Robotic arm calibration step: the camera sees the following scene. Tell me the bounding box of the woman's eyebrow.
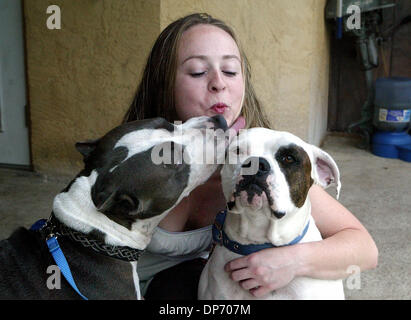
[222,55,241,62]
[182,54,241,64]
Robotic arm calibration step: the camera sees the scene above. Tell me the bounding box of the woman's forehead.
[178,24,241,61]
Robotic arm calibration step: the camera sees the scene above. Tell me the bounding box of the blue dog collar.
[31,219,88,300]
[212,210,310,256]
[46,235,88,300]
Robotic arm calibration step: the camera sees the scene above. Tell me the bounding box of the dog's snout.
[210,115,228,131]
[241,157,252,169]
[241,157,271,176]
[257,157,270,173]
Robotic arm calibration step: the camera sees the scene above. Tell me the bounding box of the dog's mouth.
[234,181,268,207]
[231,180,286,219]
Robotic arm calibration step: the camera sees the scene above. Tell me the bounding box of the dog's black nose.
[210,115,228,131]
[241,157,271,176]
[257,157,270,173]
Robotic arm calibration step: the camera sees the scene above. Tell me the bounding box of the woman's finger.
[230,267,252,282]
[240,279,260,290]
[250,285,273,298]
[224,256,249,272]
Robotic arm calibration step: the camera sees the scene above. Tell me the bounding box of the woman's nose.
[208,71,226,92]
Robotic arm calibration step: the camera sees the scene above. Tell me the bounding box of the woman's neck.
[158,171,226,232]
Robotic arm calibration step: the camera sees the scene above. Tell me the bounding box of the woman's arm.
[224,185,378,298]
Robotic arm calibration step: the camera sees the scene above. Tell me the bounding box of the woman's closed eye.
[190,70,238,78]
[223,71,238,77]
[190,71,206,78]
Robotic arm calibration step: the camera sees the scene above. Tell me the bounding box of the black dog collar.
[32,215,144,262]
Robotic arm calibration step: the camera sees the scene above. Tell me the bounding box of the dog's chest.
[199,217,344,300]
[200,245,305,300]
[199,246,254,299]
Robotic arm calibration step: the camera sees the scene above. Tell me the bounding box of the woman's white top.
[137,225,213,295]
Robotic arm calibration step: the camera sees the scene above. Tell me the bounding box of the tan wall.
[308,0,331,146]
[24,0,330,176]
[24,0,160,175]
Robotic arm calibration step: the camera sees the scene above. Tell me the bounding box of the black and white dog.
[0,115,229,299]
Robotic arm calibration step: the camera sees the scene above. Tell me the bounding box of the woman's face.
[174,24,245,127]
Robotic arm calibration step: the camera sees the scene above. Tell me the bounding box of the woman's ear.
[310,145,341,199]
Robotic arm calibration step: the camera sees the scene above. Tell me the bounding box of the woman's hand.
[224,245,301,298]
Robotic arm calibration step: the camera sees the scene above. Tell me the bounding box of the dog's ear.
[96,191,139,213]
[75,139,99,159]
[310,145,341,199]
[93,188,141,226]
[94,190,117,212]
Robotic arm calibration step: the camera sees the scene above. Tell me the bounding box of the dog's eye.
[282,155,296,164]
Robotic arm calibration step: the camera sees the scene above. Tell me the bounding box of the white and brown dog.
[198,128,345,300]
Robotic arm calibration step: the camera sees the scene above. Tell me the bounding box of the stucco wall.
[308,0,331,146]
[24,0,329,175]
[24,0,160,175]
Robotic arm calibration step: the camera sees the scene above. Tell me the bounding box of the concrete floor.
[0,135,410,299]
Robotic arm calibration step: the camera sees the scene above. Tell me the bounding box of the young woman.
[123,13,378,299]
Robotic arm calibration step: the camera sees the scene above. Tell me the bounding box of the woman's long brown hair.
[123,13,271,129]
